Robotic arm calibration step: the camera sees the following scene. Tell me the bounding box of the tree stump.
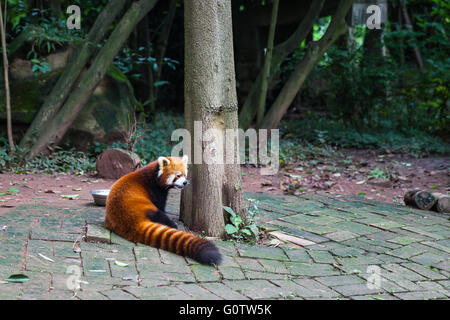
[431,193,450,213]
[403,189,436,210]
[96,148,141,179]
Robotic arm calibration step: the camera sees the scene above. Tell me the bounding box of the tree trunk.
[181,0,244,237]
[25,0,159,159]
[7,25,43,57]
[399,0,425,72]
[151,0,177,111]
[19,0,128,153]
[50,0,62,19]
[0,1,14,155]
[255,0,279,127]
[259,0,354,130]
[238,0,325,129]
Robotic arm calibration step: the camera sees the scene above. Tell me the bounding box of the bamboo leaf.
[6,274,29,283]
[114,260,129,267]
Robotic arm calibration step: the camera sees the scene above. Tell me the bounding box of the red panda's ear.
[158,157,170,168]
[182,155,188,165]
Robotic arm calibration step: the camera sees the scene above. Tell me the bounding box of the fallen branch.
[269,231,316,246]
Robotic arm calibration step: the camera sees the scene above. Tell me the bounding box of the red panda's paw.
[168,220,178,229]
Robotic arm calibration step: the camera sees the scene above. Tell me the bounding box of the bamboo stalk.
[0,0,15,155]
[255,0,279,128]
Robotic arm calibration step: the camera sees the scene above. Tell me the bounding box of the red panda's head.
[157,155,189,189]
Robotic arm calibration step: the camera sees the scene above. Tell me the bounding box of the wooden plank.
[269,231,316,246]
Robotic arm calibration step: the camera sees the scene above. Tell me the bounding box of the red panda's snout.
[173,177,189,189]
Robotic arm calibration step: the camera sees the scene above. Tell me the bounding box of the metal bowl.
[90,189,110,206]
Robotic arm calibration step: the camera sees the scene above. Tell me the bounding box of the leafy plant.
[223,204,259,243]
[368,168,388,179]
[30,59,51,75]
[1,141,96,175]
[6,274,29,283]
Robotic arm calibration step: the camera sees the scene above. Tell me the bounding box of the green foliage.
[18,147,95,175]
[368,168,388,179]
[0,138,11,168]
[223,199,260,243]
[6,5,84,78]
[113,47,179,84]
[301,3,449,135]
[30,59,51,75]
[276,1,448,155]
[5,0,28,28]
[90,112,184,165]
[279,114,450,158]
[113,47,152,80]
[0,187,20,196]
[111,47,180,114]
[0,137,95,174]
[0,113,185,174]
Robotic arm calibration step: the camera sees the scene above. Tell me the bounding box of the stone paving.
[0,191,449,300]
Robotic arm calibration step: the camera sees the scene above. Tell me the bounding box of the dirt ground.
[0,149,448,215]
[242,150,449,203]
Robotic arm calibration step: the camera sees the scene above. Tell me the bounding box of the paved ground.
[0,191,449,300]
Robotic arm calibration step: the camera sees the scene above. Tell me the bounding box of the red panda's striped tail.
[193,240,222,265]
[139,221,222,266]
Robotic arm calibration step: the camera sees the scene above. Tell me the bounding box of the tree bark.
[259,0,354,130]
[150,0,177,111]
[0,1,14,155]
[25,0,159,159]
[19,0,128,153]
[238,0,325,129]
[50,0,62,19]
[255,0,279,127]
[7,25,43,57]
[181,0,244,237]
[399,0,425,72]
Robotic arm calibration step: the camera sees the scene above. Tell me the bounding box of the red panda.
[105,155,222,265]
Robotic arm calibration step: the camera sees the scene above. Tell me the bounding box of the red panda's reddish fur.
[105,156,222,265]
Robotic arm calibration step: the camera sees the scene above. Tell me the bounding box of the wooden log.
[404,189,437,210]
[431,193,450,213]
[96,148,140,179]
[403,188,421,207]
